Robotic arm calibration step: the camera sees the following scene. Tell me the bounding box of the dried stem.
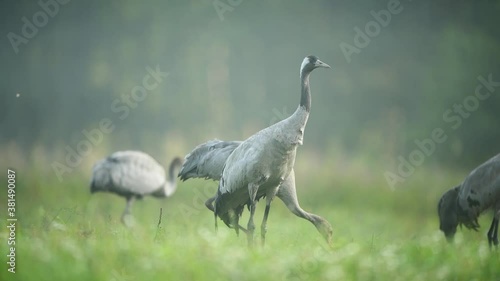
[154,208,164,243]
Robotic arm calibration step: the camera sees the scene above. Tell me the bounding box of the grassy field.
[1,161,499,281]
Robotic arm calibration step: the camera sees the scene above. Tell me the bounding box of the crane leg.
[247,183,259,248]
[213,199,219,233]
[229,210,240,237]
[487,217,499,248]
[214,211,218,233]
[495,210,500,247]
[247,203,256,247]
[494,219,499,247]
[121,196,135,227]
[261,204,271,246]
[238,225,249,234]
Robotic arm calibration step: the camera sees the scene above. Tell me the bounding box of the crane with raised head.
[178,139,332,245]
[180,55,332,246]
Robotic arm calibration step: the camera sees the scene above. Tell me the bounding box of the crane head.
[300,55,331,77]
[312,216,333,246]
[437,185,460,242]
[170,157,183,168]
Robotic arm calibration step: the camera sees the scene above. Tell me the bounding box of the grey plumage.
[438,153,500,246]
[179,139,242,181]
[179,56,332,246]
[91,150,183,226]
[178,140,332,244]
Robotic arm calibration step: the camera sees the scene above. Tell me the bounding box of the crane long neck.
[292,204,315,223]
[168,162,177,185]
[300,71,311,112]
[164,161,179,197]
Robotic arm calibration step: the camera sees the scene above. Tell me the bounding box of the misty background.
[1,0,499,187]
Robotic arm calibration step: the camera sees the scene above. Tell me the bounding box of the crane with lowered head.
[91,151,183,227]
[438,153,500,247]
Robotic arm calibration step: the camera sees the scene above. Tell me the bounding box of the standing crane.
[178,139,333,245]
[90,151,183,226]
[182,55,331,246]
[438,153,500,247]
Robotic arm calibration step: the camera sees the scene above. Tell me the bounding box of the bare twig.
[157,208,163,228]
[154,208,164,242]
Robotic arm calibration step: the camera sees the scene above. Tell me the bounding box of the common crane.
[438,153,500,247]
[179,139,333,245]
[182,55,330,246]
[90,151,183,226]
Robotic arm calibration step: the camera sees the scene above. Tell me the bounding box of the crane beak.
[315,59,331,69]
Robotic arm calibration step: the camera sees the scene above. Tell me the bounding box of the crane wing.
[91,151,166,196]
[179,139,242,181]
[218,139,264,195]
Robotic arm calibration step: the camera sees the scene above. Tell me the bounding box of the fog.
[1,0,499,185]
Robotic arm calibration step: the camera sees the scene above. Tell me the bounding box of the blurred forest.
[0,0,499,184]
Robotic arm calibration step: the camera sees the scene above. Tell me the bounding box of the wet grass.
[1,165,499,281]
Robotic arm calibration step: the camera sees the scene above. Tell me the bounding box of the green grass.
[1,165,499,281]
